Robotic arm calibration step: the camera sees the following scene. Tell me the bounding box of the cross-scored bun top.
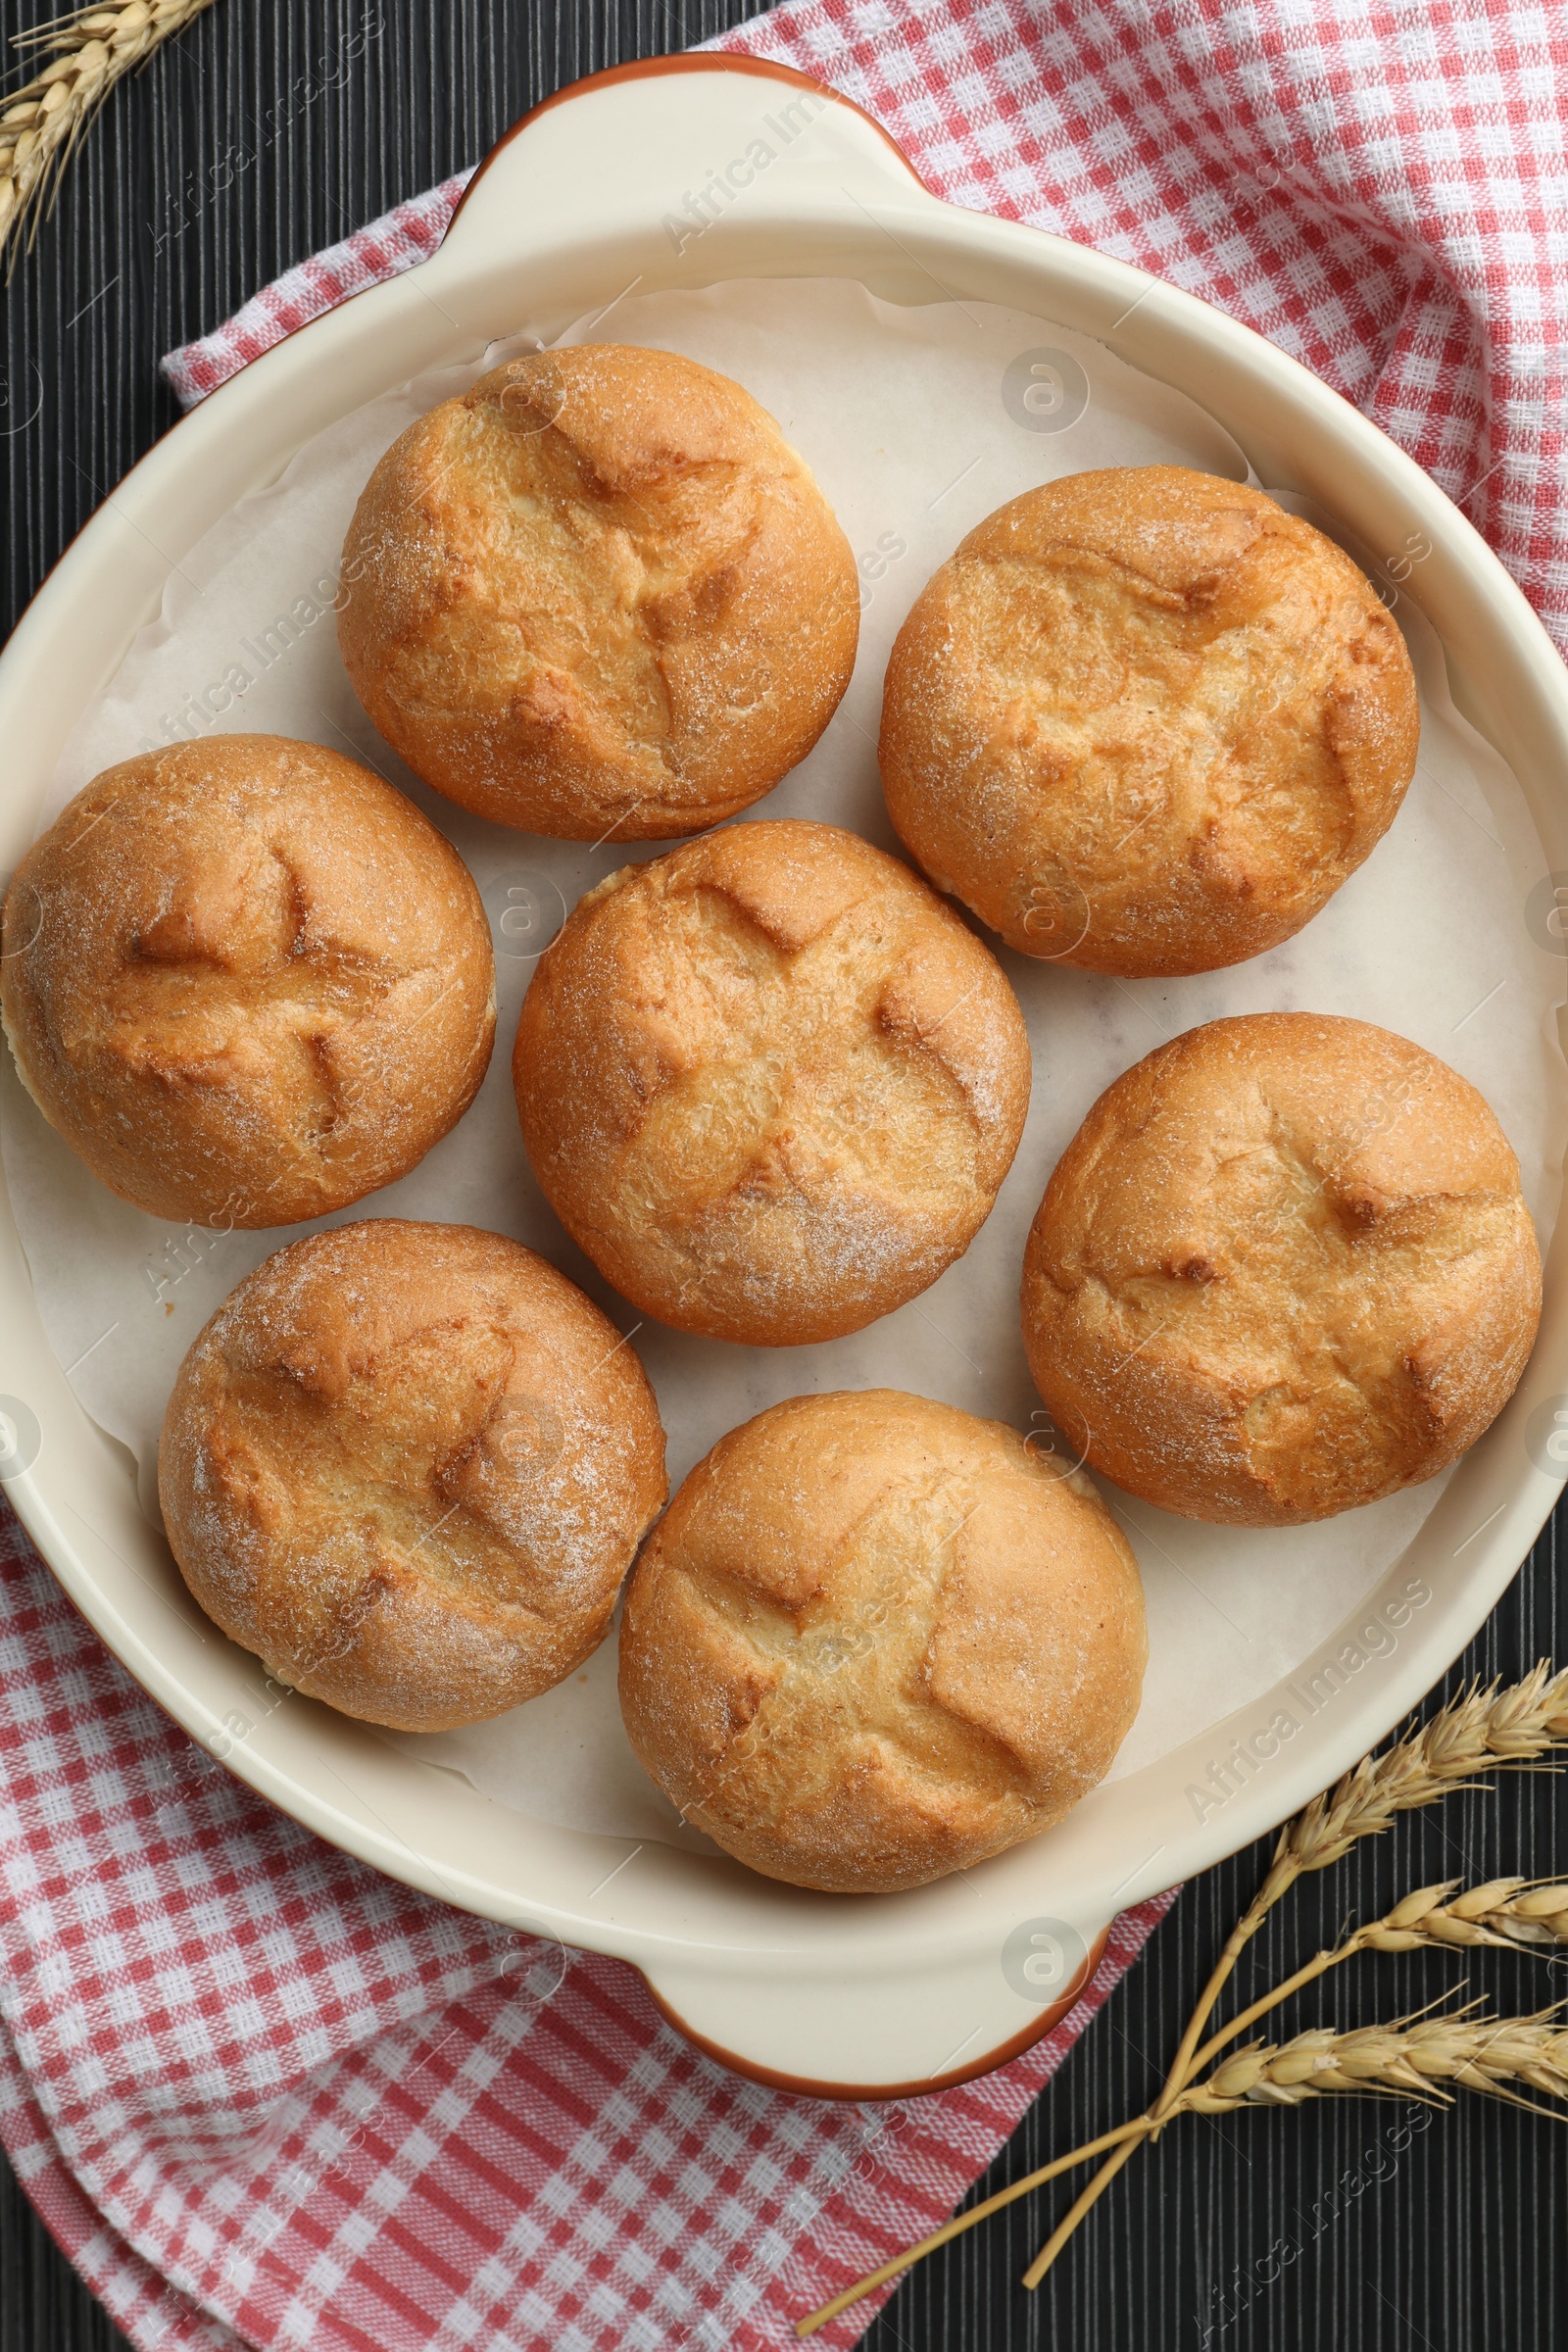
[617,1390,1147,1892]
[337,344,860,840]
[879,466,1419,975]
[1021,1013,1542,1526]
[0,736,495,1227]
[159,1220,667,1733]
[513,820,1032,1346]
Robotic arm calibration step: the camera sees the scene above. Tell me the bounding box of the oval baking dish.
[3,55,1566,2096]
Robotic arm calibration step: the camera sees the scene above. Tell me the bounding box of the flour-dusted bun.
[337,344,859,841]
[0,737,495,1228]
[1022,1014,1542,1526]
[618,1391,1147,1892]
[880,467,1419,976]
[513,820,1031,1346]
[159,1219,667,1733]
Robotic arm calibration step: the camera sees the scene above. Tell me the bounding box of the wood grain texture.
[1,2,1564,2345]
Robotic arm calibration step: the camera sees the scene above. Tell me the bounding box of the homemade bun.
[618,1390,1147,1892]
[1021,1014,1541,1526]
[159,1219,667,1732]
[880,467,1419,975]
[338,344,859,840]
[513,820,1031,1346]
[1,737,494,1227]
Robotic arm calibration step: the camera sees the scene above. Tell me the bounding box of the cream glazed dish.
[3,57,1568,2098]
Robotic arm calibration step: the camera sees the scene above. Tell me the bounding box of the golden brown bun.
[1021,1014,1542,1526]
[337,345,859,840]
[618,1390,1147,1891]
[880,467,1419,976]
[0,737,495,1228]
[159,1219,667,1732]
[513,820,1031,1346]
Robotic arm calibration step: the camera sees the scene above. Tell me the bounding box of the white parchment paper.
[5,280,1561,1847]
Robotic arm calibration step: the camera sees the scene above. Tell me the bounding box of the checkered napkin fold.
[4,1,1564,2347]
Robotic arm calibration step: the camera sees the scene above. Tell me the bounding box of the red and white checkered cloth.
[10,0,1564,2344]
[0,1512,1173,2351]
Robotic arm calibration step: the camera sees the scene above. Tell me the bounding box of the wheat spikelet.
[1363,1877,1568,1953]
[0,0,220,269]
[1185,2007,1568,2117]
[1282,1665,1568,1874]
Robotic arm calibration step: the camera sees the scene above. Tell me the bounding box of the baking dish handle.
[639,1922,1112,2100]
[434,55,928,278]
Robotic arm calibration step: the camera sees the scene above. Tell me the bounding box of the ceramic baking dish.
[3,55,1567,2099]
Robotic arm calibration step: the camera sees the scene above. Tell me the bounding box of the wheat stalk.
[1017,1666,1568,2290]
[796,1988,1568,2339]
[796,1666,1568,2336]
[794,1882,1568,2336]
[792,1995,1568,2341]
[0,0,220,270]
[1172,1667,1568,2092]
[1136,1871,1568,2094]
[1150,1876,1568,2097]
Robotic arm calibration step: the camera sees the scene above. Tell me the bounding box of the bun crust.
[0,737,495,1228]
[618,1390,1147,1892]
[880,467,1419,976]
[338,345,859,840]
[1021,1013,1542,1525]
[513,820,1031,1346]
[159,1219,667,1732]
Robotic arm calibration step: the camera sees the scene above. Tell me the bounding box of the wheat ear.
[1165,1667,1568,2104]
[1014,1871,1568,2289]
[1182,2003,1568,2121]
[1019,1666,1568,2289]
[796,1669,1568,2334]
[795,1985,1568,2339]
[0,0,220,269]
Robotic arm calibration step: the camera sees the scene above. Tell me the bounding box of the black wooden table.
[3,4,1565,2346]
